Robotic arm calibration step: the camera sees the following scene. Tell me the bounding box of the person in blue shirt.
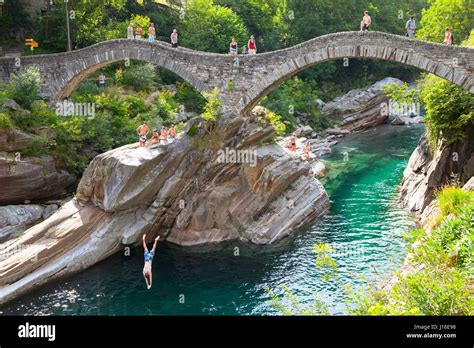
[405,16,416,38]
[142,234,160,289]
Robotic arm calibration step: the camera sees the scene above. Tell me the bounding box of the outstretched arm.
[142,234,148,252]
[151,236,160,253]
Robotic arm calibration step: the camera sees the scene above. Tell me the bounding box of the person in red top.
[135,26,143,40]
[444,27,453,45]
[248,35,257,55]
[168,125,177,140]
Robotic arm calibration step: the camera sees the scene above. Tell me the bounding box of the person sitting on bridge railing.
[148,23,156,43]
[360,11,372,31]
[127,23,134,40]
[135,26,143,40]
[444,27,453,45]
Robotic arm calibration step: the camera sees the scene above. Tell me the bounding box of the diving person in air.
[142,234,160,289]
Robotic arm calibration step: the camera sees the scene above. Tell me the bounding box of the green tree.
[419,75,473,146]
[417,0,474,44]
[180,0,249,53]
[5,66,44,109]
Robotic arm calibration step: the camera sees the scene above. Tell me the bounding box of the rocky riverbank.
[0,99,76,205]
[399,132,474,216]
[0,112,330,304]
[284,77,423,159]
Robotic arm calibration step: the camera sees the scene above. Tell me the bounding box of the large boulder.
[0,204,59,242]
[322,77,404,132]
[400,132,474,214]
[0,129,34,152]
[0,155,76,205]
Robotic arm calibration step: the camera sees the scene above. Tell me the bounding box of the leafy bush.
[419,75,474,146]
[5,66,43,109]
[261,77,334,133]
[436,186,474,216]
[122,63,156,92]
[0,113,13,129]
[349,187,474,316]
[201,88,222,124]
[175,82,206,114]
[21,136,53,157]
[73,81,101,102]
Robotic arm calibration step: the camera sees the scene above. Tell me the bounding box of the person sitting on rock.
[148,129,160,147]
[160,126,168,143]
[136,121,150,148]
[288,134,297,152]
[303,142,311,161]
[168,125,177,140]
[143,234,160,290]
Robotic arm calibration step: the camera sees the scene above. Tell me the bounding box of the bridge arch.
[234,32,474,115]
[0,32,472,115]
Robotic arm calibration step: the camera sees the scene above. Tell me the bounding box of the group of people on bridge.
[361,10,453,44]
[136,121,177,148]
[127,22,179,48]
[124,10,454,61]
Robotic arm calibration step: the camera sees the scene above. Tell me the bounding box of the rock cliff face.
[400,132,474,214]
[0,203,59,242]
[321,77,422,133]
[0,114,330,304]
[0,153,75,205]
[0,100,76,205]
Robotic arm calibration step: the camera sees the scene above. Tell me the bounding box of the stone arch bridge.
[0,31,473,115]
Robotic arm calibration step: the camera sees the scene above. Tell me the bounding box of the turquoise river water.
[0,124,424,315]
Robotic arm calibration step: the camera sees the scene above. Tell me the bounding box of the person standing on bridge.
[136,121,150,148]
[229,37,238,57]
[98,74,106,90]
[148,23,156,43]
[405,16,416,38]
[444,27,453,45]
[360,11,372,31]
[171,29,178,48]
[135,25,143,40]
[142,234,160,290]
[127,23,134,40]
[248,35,257,55]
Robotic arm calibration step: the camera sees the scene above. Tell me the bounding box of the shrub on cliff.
[419,75,474,146]
[5,66,44,110]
